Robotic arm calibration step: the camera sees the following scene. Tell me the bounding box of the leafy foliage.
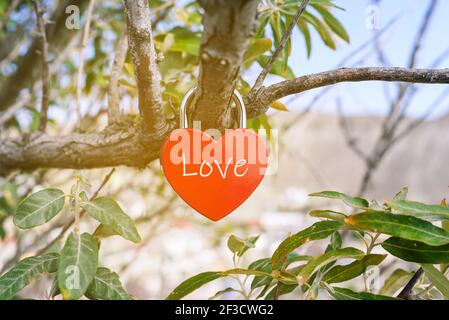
[0,253,59,300]
[0,184,138,300]
[168,188,449,300]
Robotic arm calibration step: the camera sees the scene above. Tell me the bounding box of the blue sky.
[273,0,449,119]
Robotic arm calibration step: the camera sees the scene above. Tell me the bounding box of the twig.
[407,0,437,69]
[0,0,21,31]
[248,67,449,116]
[75,0,95,127]
[281,14,401,131]
[336,97,368,160]
[33,0,50,132]
[397,268,424,300]
[251,0,310,94]
[107,32,128,125]
[0,31,82,127]
[35,168,115,256]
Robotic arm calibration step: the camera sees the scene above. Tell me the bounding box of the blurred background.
[1,0,448,299]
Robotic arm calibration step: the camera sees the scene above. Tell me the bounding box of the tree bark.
[192,0,259,130]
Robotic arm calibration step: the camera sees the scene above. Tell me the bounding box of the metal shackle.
[179,87,247,129]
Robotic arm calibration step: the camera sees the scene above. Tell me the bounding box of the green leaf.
[393,187,409,201]
[272,221,343,268]
[249,258,272,289]
[297,19,312,58]
[208,287,238,300]
[14,188,65,229]
[227,235,259,257]
[330,231,342,250]
[3,181,19,208]
[0,253,59,300]
[264,284,298,300]
[379,269,414,296]
[382,237,449,263]
[302,12,336,50]
[219,268,272,278]
[387,199,449,221]
[93,224,118,240]
[323,254,386,284]
[163,27,201,56]
[82,197,141,243]
[309,191,369,209]
[166,268,273,300]
[243,38,272,65]
[309,210,347,222]
[249,254,311,289]
[257,55,295,79]
[312,4,350,42]
[297,248,364,284]
[58,232,99,300]
[85,267,131,300]
[270,100,289,112]
[327,287,399,300]
[166,272,222,300]
[421,264,449,299]
[346,212,449,246]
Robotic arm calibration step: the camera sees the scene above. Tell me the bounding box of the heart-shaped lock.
[161,87,268,221]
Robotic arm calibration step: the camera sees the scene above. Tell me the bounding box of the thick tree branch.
[192,0,259,130]
[0,126,163,175]
[123,0,168,134]
[246,67,449,118]
[1,66,449,174]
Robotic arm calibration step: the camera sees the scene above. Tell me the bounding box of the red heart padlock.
[160,88,268,221]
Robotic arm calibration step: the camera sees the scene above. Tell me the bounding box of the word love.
[161,128,268,221]
[182,154,248,178]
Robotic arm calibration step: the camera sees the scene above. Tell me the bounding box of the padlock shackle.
[180,87,247,129]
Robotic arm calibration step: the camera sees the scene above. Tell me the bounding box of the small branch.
[107,32,128,125]
[251,0,310,94]
[0,0,90,113]
[124,0,168,134]
[246,67,449,118]
[407,0,437,69]
[32,0,50,132]
[76,0,95,127]
[336,98,368,161]
[397,268,424,300]
[0,0,22,31]
[0,31,82,127]
[35,168,115,256]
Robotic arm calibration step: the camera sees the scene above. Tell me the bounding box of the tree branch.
[397,268,424,300]
[251,0,310,94]
[192,0,259,130]
[1,66,449,174]
[0,0,22,31]
[123,0,167,134]
[0,0,89,112]
[246,67,449,118]
[32,0,50,132]
[108,31,128,125]
[76,0,95,126]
